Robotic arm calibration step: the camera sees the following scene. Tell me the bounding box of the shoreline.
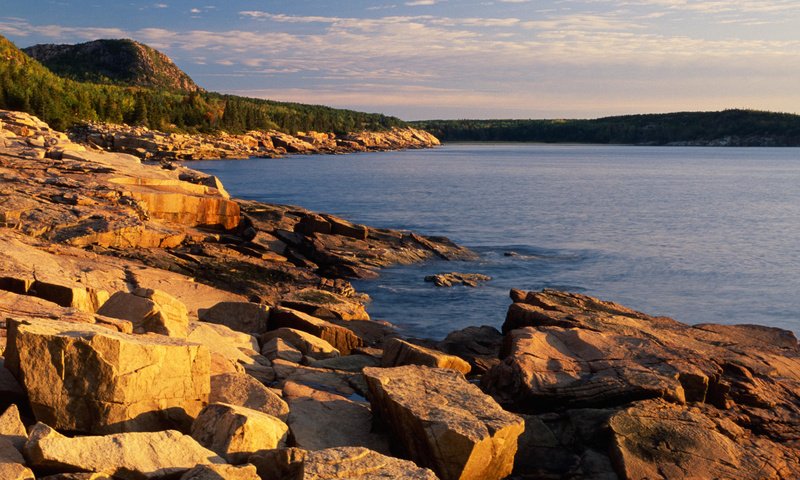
[1,108,799,479]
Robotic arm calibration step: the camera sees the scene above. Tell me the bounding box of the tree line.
[412,110,800,146]
[0,35,403,134]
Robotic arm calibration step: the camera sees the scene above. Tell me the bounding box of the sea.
[191,144,800,340]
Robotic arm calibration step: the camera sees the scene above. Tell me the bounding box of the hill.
[23,39,201,92]
[413,110,800,146]
[0,34,403,133]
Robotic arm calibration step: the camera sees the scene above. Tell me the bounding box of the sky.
[1,1,800,120]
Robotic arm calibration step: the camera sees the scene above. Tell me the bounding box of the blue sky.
[2,1,799,120]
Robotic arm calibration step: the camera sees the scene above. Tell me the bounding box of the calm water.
[192,144,800,339]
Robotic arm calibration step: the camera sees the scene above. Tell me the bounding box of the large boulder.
[363,365,524,480]
[381,338,471,375]
[198,302,269,335]
[97,288,189,338]
[269,307,362,355]
[191,403,289,464]
[484,289,800,479]
[4,318,209,433]
[25,423,224,478]
[260,328,340,361]
[210,372,289,420]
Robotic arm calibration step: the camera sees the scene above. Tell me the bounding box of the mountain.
[412,110,800,146]
[0,34,403,133]
[23,39,200,93]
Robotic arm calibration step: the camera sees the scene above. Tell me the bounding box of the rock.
[304,447,439,480]
[381,337,471,375]
[269,307,362,355]
[187,322,261,372]
[5,318,209,434]
[0,405,27,451]
[424,273,491,288]
[307,354,381,372]
[260,328,340,361]
[248,448,306,480]
[0,438,34,480]
[262,337,304,363]
[484,289,800,479]
[38,474,113,480]
[180,464,260,480]
[24,423,225,478]
[191,403,289,464]
[282,288,370,321]
[0,359,26,411]
[283,381,390,453]
[609,400,800,479]
[436,326,503,375]
[363,365,524,480]
[96,288,189,337]
[210,372,290,420]
[198,301,270,335]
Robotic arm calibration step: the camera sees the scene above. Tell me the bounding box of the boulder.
[191,403,289,464]
[283,381,390,453]
[609,400,800,479]
[260,328,340,361]
[198,301,269,335]
[262,337,304,363]
[0,405,27,450]
[436,326,503,375]
[381,337,471,375]
[97,288,189,338]
[180,464,260,480]
[304,447,439,480]
[24,423,224,478]
[269,307,362,355]
[248,448,306,480]
[363,365,524,480]
[0,437,34,480]
[0,361,26,413]
[210,372,289,420]
[5,318,209,433]
[281,288,370,321]
[187,322,261,372]
[38,473,113,480]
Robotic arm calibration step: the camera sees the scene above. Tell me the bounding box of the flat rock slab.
[5,317,210,434]
[304,447,439,480]
[363,365,524,480]
[24,423,224,478]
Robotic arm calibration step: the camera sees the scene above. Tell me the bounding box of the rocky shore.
[68,121,441,161]
[1,109,799,479]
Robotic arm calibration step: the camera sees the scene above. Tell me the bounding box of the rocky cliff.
[23,39,201,92]
[0,109,798,479]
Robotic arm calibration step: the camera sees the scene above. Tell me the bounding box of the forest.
[0,35,403,134]
[413,110,800,146]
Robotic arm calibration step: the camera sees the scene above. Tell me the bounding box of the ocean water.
[192,144,800,339]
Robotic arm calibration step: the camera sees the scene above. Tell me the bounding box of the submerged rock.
[424,273,491,288]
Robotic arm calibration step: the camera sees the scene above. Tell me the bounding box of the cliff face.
[23,39,201,92]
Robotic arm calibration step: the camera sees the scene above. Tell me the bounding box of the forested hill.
[23,39,201,93]
[0,34,403,133]
[412,110,800,146]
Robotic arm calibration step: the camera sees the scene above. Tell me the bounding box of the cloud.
[154,3,168,8]
[405,0,437,5]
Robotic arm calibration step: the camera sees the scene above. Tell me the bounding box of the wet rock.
[198,301,270,335]
[425,273,491,288]
[381,337,471,375]
[191,403,289,464]
[210,372,290,421]
[5,318,209,434]
[24,423,224,478]
[363,365,524,480]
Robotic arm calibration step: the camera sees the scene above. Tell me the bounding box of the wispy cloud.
[405,0,437,6]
